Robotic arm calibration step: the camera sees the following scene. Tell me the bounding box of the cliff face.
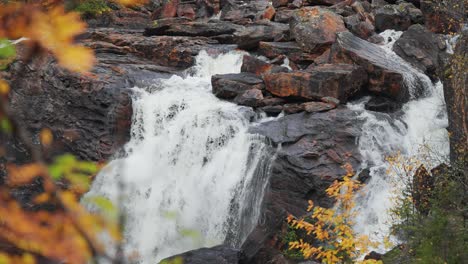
[442,30,468,164]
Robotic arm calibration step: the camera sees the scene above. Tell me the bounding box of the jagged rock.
[302,101,336,113]
[232,21,290,50]
[344,14,375,40]
[144,20,242,37]
[234,89,265,107]
[245,108,361,263]
[393,24,448,79]
[365,96,401,112]
[374,3,423,32]
[321,96,340,106]
[162,245,241,264]
[152,0,179,19]
[264,64,367,102]
[330,32,424,102]
[274,8,296,23]
[289,0,303,9]
[358,168,371,184]
[420,0,464,34]
[290,7,347,53]
[88,29,223,69]
[258,41,318,65]
[241,55,288,76]
[212,73,265,99]
[87,8,153,29]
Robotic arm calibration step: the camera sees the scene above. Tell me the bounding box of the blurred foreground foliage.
[0,0,146,263]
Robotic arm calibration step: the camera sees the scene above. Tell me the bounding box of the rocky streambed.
[2,0,464,263]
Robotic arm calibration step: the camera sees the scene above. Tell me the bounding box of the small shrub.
[74,0,111,17]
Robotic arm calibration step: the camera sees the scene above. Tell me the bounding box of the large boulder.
[330,32,426,102]
[393,24,448,79]
[374,3,423,32]
[290,7,347,54]
[263,64,367,102]
[244,108,362,263]
[212,73,265,99]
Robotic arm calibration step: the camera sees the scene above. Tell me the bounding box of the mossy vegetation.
[73,0,111,17]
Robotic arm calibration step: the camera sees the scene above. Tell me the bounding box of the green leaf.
[0,117,12,134]
[0,39,16,59]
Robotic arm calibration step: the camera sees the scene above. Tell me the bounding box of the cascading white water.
[350,30,450,252]
[85,51,270,262]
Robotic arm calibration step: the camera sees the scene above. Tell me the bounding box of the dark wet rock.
[357,168,371,183]
[272,0,289,8]
[2,49,160,161]
[259,105,284,116]
[241,55,288,76]
[365,251,383,260]
[274,8,296,23]
[258,41,318,65]
[302,101,336,113]
[89,29,222,69]
[420,0,464,34]
[212,73,265,99]
[393,24,448,80]
[264,64,367,102]
[374,3,423,32]
[330,32,424,102]
[234,89,265,107]
[367,33,385,44]
[365,96,401,113]
[290,7,347,53]
[144,20,242,37]
[245,108,362,263]
[162,245,241,264]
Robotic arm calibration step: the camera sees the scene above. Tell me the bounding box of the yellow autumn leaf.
[56,45,95,73]
[0,79,9,95]
[40,128,53,146]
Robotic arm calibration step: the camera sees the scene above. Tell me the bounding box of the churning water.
[86,51,271,262]
[350,30,450,252]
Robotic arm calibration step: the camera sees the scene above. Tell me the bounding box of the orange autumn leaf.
[39,128,54,146]
[6,163,48,187]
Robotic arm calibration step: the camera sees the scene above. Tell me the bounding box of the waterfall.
[85,51,271,262]
[350,30,450,252]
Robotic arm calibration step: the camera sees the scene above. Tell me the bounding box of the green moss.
[281,226,305,260]
[74,0,111,17]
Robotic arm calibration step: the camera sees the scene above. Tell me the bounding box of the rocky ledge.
[1,0,462,263]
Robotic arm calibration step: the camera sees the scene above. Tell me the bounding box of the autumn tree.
[286,163,380,264]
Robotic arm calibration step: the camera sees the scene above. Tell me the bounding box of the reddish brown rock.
[155,0,180,19]
[262,5,276,20]
[290,7,347,53]
[330,32,423,102]
[177,3,196,19]
[264,64,366,102]
[241,55,288,76]
[274,8,296,23]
